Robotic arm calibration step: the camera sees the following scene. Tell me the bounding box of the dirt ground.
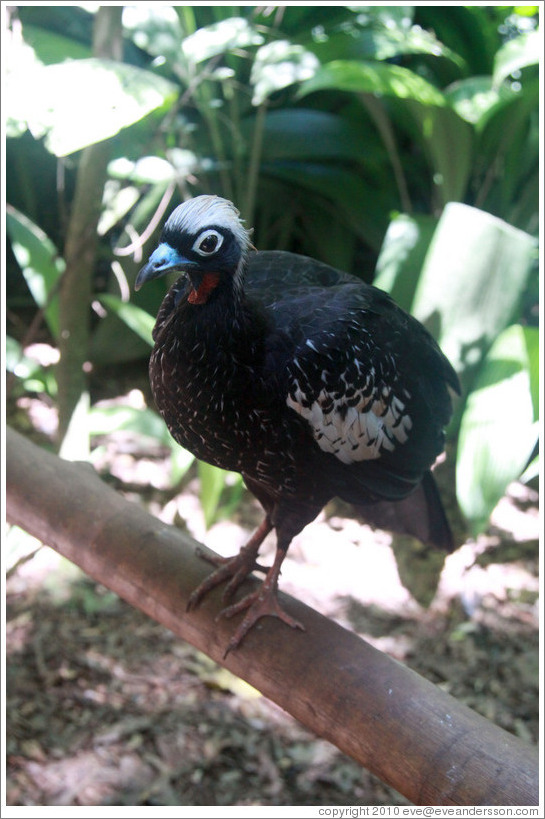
[5,395,540,807]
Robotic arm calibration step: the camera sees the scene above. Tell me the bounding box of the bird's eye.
[193,229,223,257]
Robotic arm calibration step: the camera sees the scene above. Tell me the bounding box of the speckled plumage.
[136,195,459,652]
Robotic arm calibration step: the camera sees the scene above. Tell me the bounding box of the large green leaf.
[241,108,385,167]
[444,76,514,125]
[410,203,536,387]
[297,60,473,205]
[123,5,184,66]
[89,405,171,441]
[182,16,263,64]
[373,213,438,311]
[5,335,57,396]
[98,294,155,346]
[197,461,242,529]
[253,5,359,38]
[9,58,177,156]
[18,23,92,63]
[413,5,502,76]
[473,78,539,222]
[307,16,465,70]
[297,60,448,107]
[493,30,541,89]
[251,41,320,105]
[402,101,474,205]
[6,205,64,339]
[261,161,393,252]
[456,324,539,534]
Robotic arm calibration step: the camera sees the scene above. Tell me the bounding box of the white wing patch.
[287,372,413,464]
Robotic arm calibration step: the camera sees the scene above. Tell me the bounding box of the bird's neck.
[153,264,262,352]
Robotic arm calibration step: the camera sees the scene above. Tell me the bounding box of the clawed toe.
[220,588,304,657]
[185,520,302,654]
[187,540,268,612]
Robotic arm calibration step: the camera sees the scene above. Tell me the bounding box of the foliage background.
[5,3,539,537]
[3,2,541,809]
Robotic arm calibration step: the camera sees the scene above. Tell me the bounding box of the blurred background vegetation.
[5,3,540,541]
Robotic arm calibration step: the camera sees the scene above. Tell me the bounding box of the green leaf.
[89,405,169,440]
[308,19,465,70]
[19,23,92,63]
[474,77,539,218]
[402,100,474,204]
[298,198,358,271]
[6,205,64,339]
[98,294,155,346]
[261,161,391,252]
[198,461,234,529]
[410,203,536,387]
[297,60,448,107]
[98,184,141,237]
[123,5,183,66]
[456,324,539,534]
[347,5,415,28]
[297,61,474,204]
[242,108,384,167]
[373,213,438,311]
[5,336,27,376]
[11,58,177,156]
[522,325,540,421]
[170,447,196,487]
[108,156,177,185]
[493,30,540,89]
[5,336,57,396]
[182,17,263,64]
[251,41,319,105]
[520,454,539,485]
[444,76,513,125]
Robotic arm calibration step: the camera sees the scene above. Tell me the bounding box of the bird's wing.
[263,281,456,500]
[246,249,358,297]
[246,248,458,499]
[283,292,415,467]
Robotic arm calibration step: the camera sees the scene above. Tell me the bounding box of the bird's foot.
[219,579,305,658]
[187,543,268,612]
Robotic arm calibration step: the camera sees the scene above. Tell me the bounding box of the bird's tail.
[354,470,455,552]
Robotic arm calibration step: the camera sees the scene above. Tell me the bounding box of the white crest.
[166,195,252,254]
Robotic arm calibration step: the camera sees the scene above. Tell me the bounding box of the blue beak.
[135,243,195,291]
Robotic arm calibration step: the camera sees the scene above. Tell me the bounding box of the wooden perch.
[6,427,539,806]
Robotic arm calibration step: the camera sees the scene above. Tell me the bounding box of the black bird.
[135,195,459,653]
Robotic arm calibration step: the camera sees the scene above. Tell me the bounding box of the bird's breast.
[149,333,296,490]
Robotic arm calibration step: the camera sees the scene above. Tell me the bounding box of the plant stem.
[361,94,413,215]
[56,6,123,453]
[244,102,267,226]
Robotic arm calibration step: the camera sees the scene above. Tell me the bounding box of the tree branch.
[5,427,538,807]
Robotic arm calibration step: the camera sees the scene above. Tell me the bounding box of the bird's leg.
[187,517,273,611]
[218,544,305,657]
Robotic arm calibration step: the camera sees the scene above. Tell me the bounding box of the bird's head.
[135,195,252,304]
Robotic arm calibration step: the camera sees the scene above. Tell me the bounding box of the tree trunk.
[56,5,123,451]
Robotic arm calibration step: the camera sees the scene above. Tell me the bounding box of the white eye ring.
[193,229,223,256]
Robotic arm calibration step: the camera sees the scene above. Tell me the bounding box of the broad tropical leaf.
[9,58,177,156]
[493,30,540,89]
[410,203,536,387]
[456,324,539,534]
[6,205,64,339]
[297,60,448,107]
[373,213,438,311]
[98,294,155,346]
